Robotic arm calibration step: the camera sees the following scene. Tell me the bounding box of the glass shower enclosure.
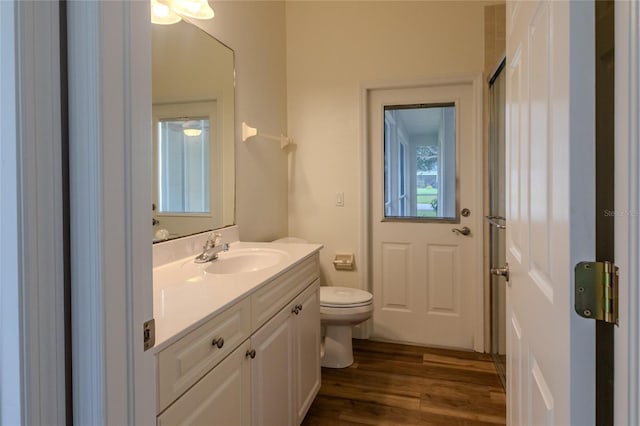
[488,59,507,388]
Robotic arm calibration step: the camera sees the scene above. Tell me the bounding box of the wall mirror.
[152,20,235,242]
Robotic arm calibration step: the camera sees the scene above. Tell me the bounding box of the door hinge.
[574,261,619,325]
[143,319,156,351]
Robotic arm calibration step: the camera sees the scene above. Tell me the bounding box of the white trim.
[1,1,66,424]
[615,0,640,424]
[68,2,155,425]
[359,74,485,351]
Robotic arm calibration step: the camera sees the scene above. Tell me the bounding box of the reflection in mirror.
[158,117,210,214]
[152,20,235,242]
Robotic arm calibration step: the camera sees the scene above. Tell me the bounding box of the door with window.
[368,81,482,349]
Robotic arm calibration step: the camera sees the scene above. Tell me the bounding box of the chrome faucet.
[194,232,229,263]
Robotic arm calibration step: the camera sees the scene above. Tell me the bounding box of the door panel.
[426,244,460,314]
[530,358,554,425]
[369,82,481,349]
[380,243,411,310]
[506,1,595,424]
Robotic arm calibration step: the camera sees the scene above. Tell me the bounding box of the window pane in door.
[158,118,211,214]
[383,103,456,221]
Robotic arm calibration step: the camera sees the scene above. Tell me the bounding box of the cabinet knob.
[296,304,303,312]
[212,337,224,349]
[246,349,256,359]
[291,306,300,315]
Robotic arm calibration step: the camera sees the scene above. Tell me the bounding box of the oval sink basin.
[205,248,289,275]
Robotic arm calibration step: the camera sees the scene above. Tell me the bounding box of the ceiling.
[393,106,445,138]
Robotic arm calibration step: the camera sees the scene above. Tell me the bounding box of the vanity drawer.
[251,254,319,331]
[157,297,251,413]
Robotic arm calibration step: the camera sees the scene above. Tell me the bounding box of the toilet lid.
[320,286,373,308]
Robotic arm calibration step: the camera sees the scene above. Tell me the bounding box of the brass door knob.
[452,226,471,236]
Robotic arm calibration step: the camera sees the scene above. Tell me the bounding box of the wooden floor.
[302,339,506,426]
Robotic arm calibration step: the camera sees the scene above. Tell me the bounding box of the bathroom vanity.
[153,232,322,425]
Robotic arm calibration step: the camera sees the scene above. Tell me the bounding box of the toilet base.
[321,324,354,368]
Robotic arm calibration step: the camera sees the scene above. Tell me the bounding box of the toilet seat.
[320,286,373,308]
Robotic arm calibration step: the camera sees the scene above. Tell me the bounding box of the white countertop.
[152,241,323,352]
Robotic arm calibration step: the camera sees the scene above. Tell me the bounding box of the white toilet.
[272,237,374,369]
[320,286,373,368]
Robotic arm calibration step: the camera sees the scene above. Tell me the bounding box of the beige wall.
[286,1,486,287]
[484,3,506,77]
[192,2,288,242]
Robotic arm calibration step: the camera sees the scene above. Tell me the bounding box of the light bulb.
[170,0,214,20]
[183,128,202,137]
[151,0,182,24]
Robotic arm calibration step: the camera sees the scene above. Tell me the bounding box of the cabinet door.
[251,304,295,426]
[157,340,251,426]
[294,279,321,424]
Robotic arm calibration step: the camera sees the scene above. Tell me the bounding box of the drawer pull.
[211,337,225,349]
[246,349,256,359]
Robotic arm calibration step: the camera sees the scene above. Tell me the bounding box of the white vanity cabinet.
[155,252,321,426]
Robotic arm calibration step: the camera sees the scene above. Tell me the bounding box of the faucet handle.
[204,232,223,249]
[202,232,219,250]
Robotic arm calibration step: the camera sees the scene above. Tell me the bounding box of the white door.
[368,80,483,350]
[505,1,595,425]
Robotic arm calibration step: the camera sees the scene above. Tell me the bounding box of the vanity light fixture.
[242,121,292,150]
[151,0,214,25]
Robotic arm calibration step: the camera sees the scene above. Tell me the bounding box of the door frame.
[359,75,485,351]
[0,1,67,424]
[614,0,640,423]
[67,2,155,424]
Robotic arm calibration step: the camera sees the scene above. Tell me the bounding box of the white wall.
[192,1,289,242]
[286,1,485,287]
